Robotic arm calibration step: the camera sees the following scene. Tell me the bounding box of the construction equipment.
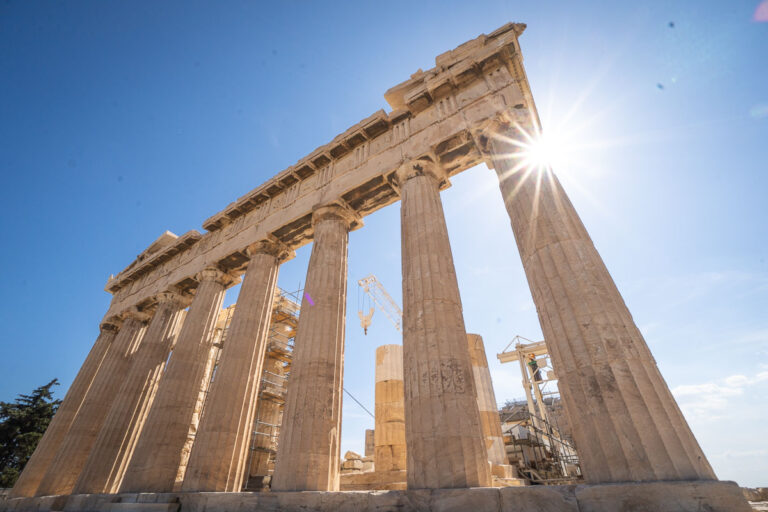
[357,274,402,334]
[497,336,555,428]
[497,335,581,483]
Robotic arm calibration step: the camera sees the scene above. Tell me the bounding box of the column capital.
[470,112,539,159]
[100,316,123,332]
[123,307,151,325]
[154,289,190,309]
[394,157,447,187]
[472,114,512,138]
[246,238,295,263]
[311,203,362,231]
[195,267,237,287]
[473,108,538,135]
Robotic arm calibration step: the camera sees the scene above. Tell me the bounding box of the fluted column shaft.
[486,122,715,483]
[466,334,507,466]
[271,205,357,491]
[374,344,406,472]
[183,241,292,492]
[397,158,491,489]
[36,314,147,497]
[72,292,186,494]
[120,269,231,493]
[10,319,120,497]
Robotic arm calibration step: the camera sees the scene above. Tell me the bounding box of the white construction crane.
[497,335,555,427]
[357,274,402,334]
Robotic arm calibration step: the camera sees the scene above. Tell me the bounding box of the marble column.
[365,429,375,458]
[35,312,148,497]
[72,291,187,494]
[374,344,406,472]
[484,119,716,483]
[466,334,507,466]
[271,204,359,492]
[9,318,121,497]
[396,157,492,489]
[183,240,293,492]
[120,268,233,493]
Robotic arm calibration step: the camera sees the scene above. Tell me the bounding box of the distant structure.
[4,22,749,512]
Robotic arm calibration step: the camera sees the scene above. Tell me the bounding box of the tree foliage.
[0,380,61,488]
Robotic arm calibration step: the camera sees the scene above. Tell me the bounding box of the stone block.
[119,494,139,503]
[275,491,326,512]
[49,495,70,512]
[399,489,431,512]
[320,491,370,512]
[430,488,500,512]
[574,480,752,512]
[63,493,117,512]
[176,493,207,512]
[344,451,362,460]
[60,494,86,512]
[4,497,28,512]
[35,497,51,512]
[200,493,245,512]
[490,463,516,479]
[500,485,578,512]
[340,469,408,491]
[365,490,405,511]
[5,497,41,512]
[37,496,59,512]
[136,493,157,503]
[248,494,279,512]
[743,487,768,502]
[153,495,179,504]
[109,504,179,512]
[341,459,364,471]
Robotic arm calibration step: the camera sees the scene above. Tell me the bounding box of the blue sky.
[1,0,767,487]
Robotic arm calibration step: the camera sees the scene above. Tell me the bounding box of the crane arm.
[357,274,402,333]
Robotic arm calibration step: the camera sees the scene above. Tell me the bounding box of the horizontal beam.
[103,22,536,319]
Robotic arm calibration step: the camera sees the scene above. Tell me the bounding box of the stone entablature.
[102,22,529,320]
[105,231,201,294]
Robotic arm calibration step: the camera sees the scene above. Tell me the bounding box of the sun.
[486,121,576,181]
[523,131,563,170]
[489,111,606,191]
[512,126,568,173]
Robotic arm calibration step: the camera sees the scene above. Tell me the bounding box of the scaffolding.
[183,288,301,491]
[497,336,582,484]
[500,401,581,484]
[244,287,300,490]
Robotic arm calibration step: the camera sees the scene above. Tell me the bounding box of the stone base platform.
[338,468,526,491]
[340,469,407,491]
[0,480,750,512]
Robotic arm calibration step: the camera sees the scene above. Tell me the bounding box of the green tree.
[0,380,61,488]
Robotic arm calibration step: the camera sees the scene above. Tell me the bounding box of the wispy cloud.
[673,370,768,420]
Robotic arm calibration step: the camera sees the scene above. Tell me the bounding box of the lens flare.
[492,122,568,176]
[522,131,565,170]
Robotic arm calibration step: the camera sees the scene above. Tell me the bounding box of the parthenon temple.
[2,22,751,512]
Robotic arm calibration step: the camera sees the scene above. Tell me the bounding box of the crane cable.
[343,387,374,420]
